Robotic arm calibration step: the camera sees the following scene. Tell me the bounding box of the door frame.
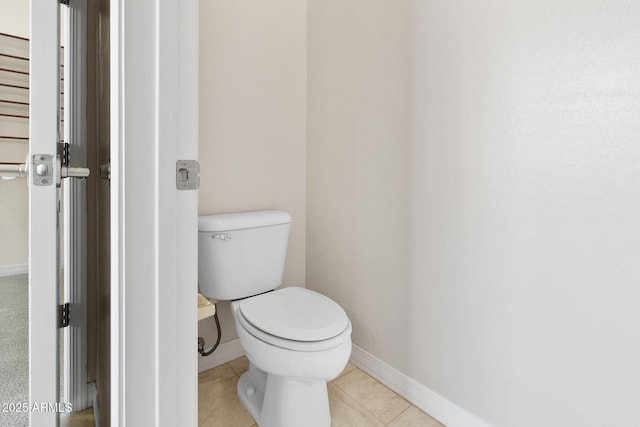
[110,0,198,425]
[62,0,90,412]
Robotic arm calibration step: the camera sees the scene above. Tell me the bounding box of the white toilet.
[198,210,352,427]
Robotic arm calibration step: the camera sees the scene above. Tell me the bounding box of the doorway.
[0,0,107,425]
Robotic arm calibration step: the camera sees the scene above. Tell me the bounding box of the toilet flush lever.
[211,233,232,241]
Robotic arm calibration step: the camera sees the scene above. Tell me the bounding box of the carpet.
[0,273,28,427]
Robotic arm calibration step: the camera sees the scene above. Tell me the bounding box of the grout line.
[331,368,393,425]
[385,405,412,426]
[330,381,385,426]
[333,367,416,426]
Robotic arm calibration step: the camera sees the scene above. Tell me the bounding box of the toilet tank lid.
[198,210,292,232]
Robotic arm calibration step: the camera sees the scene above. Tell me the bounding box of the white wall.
[308,1,640,426]
[0,0,29,37]
[0,0,29,270]
[307,0,412,374]
[198,0,307,347]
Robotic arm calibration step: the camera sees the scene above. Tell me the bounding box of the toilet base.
[237,364,331,427]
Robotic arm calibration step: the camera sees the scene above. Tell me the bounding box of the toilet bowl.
[232,287,352,427]
[198,210,353,427]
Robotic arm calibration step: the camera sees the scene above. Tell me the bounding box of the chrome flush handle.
[211,233,232,241]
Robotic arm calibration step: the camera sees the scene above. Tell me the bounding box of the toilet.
[198,210,352,427]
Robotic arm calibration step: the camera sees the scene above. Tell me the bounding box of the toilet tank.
[198,210,292,300]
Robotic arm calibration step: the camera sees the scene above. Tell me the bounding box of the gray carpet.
[0,273,28,427]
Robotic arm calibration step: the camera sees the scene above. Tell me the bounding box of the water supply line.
[198,311,222,357]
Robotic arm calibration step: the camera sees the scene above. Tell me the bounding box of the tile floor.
[199,356,444,427]
[66,408,95,427]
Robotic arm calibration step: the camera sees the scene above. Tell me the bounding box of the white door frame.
[62,0,89,412]
[29,0,61,425]
[110,0,198,425]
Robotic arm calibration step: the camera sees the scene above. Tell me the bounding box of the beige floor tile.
[66,408,95,427]
[333,368,410,424]
[198,361,443,427]
[198,363,237,384]
[228,356,250,376]
[199,375,256,427]
[328,383,384,427]
[387,406,444,427]
[336,362,356,379]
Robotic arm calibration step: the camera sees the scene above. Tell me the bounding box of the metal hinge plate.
[176,160,199,190]
[58,303,70,328]
[59,142,70,167]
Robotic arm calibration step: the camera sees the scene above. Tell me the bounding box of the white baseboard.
[198,338,245,373]
[350,345,491,427]
[87,381,97,407]
[0,263,28,277]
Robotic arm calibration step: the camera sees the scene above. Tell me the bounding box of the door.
[0,2,63,425]
[28,1,88,425]
[28,0,61,425]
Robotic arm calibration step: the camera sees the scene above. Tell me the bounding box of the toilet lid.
[238,287,350,342]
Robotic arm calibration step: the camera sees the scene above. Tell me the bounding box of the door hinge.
[59,0,70,5]
[59,142,70,167]
[100,162,111,181]
[58,303,70,328]
[176,160,199,190]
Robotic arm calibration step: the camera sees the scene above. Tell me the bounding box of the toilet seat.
[236,287,352,352]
